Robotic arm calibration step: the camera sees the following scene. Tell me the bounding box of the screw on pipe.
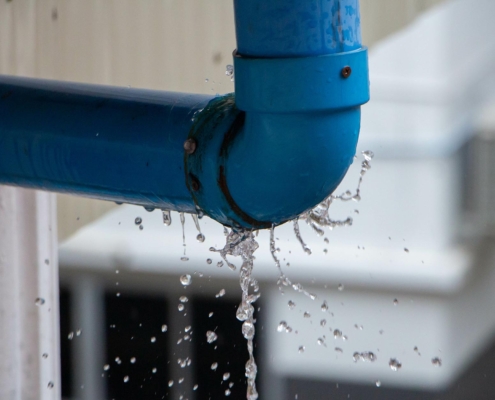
[184,138,197,155]
[341,66,352,78]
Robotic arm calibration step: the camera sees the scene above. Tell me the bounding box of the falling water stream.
[207,150,374,399]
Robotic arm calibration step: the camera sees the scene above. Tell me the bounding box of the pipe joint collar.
[234,47,369,114]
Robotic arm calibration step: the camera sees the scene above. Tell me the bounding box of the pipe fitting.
[185,47,369,229]
[184,0,370,229]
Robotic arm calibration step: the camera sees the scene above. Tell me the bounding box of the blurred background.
[3,0,495,399]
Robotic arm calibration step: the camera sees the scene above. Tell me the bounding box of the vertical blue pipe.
[233,0,362,57]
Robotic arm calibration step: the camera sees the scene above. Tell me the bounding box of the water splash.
[270,225,317,301]
[209,227,242,271]
[298,150,373,233]
[293,219,312,254]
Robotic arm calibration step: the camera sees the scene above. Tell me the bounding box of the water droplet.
[180,256,189,262]
[277,321,288,332]
[393,299,399,305]
[309,293,317,300]
[123,376,129,383]
[333,329,342,339]
[44,259,50,265]
[362,150,374,161]
[303,312,311,318]
[185,325,191,332]
[47,381,54,389]
[152,367,157,373]
[217,261,224,268]
[42,353,48,359]
[150,336,156,343]
[139,225,144,230]
[335,347,343,353]
[162,210,172,225]
[225,388,231,396]
[389,358,402,371]
[223,372,230,380]
[216,289,226,298]
[353,352,377,362]
[321,301,328,312]
[317,338,325,346]
[320,319,327,327]
[288,300,296,310]
[229,382,234,388]
[298,346,305,353]
[404,248,409,253]
[375,380,381,387]
[179,296,188,303]
[193,384,198,390]
[225,64,234,78]
[206,331,218,343]
[211,362,218,371]
[161,324,168,332]
[338,284,344,291]
[103,364,110,371]
[76,329,82,336]
[206,258,212,264]
[209,312,214,318]
[180,274,192,286]
[68,332,74,340]
[324,237,329,244]
[115,357,122,364]
[196,233,205,243]
[178,304,185,311]
[168,380,174,387]
[134,217,142,225]
[432,357,442,367]
[35,298,45,306]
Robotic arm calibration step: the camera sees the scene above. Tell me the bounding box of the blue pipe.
[0,76,211,212]
[186,0,369,228]
[233,0,362,56]
[0,0,369,229]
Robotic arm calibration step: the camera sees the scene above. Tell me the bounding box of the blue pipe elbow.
[186,0,369,229]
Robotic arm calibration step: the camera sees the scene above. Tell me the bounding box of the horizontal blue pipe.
[0,75,212,212]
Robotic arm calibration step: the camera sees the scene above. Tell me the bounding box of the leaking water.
[121,150,375,398]
[162,210,172,226]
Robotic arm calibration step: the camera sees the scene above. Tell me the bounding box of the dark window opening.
[104,293,169,400]
[192,297,262,400]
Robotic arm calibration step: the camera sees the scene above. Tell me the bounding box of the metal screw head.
[190,177,200,192]
[184,138,197,155]
[341,66,352,78]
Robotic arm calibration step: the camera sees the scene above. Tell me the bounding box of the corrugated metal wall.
[0,0,445,241]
